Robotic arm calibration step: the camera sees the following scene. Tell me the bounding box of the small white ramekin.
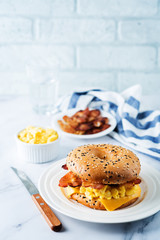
[16,132,60,164]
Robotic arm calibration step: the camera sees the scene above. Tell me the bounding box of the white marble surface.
[0,95,160,240]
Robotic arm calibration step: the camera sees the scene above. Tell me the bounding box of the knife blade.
[11,167,62,232]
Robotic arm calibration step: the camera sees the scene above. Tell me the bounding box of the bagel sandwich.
[59,144,141,211]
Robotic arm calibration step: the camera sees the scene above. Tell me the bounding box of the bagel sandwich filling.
[58,144,141,211]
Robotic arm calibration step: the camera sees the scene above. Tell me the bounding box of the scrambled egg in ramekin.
[18,126,58,144]
[16,126,59,163]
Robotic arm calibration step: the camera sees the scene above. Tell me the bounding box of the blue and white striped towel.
[57,85,160,160]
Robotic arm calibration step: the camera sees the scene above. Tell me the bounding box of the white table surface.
[0,95,160,240]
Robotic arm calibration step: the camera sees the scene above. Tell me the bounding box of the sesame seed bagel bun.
[71,193,138,210]
[66,144,141,185]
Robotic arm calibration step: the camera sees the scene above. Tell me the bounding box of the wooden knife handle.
[32,193,62,232]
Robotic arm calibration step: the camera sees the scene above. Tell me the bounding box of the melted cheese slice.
[67,186,80,197]
[99,185,141,211]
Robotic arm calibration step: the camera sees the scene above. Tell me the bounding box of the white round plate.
[38,158,160,223]
[51,108,117,139]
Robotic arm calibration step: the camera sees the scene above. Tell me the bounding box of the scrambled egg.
[67,184,139,200]
[66,183,141,211]
[18,126,58,144]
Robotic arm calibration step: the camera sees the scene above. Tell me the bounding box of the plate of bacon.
[52,108,117,139]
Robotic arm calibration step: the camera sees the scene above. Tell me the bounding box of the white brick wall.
[0,0,160,96]
[118,73,160,95]
[78,46,156,70]
[0,18,33,43]
[0,45,74,71]
[38,19,115,43]
[77,0,158,16]
[0,0,52,16]
[119,20,160,43]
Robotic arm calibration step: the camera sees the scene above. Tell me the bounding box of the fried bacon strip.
[62,164,68,170]
[73,108,90,119]
[59,170,141,189]
[133,178,141,184]
[59,172,104,189]
[76,122,93,131]
[82,181,106,189]
[63,115,79,128]
[57,120,76,134]
[123,178,141,188]
[89,109,100,118]
[59,171,82,187]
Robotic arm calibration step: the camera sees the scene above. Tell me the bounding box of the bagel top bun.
[66,144,141,185]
